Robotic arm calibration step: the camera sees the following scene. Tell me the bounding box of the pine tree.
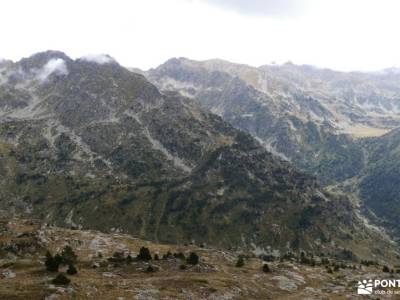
[54,254,62,265]
[383,265,390,272]
[187,252,199,265]
[137,247,152,261]
[61,246,78,265]
[236,256,244,267]
[333,264,340,272]
[45,251,59,272]
[163,251,173,260]
[67,264,78,275]
[262,263,270,273]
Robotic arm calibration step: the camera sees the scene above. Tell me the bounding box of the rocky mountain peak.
[19,50,72,70]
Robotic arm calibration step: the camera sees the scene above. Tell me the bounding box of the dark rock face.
[356,128,400,241]
[0,52,397,260]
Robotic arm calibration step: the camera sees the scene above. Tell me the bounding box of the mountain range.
[146,57,400,247]
[0,51,399,264]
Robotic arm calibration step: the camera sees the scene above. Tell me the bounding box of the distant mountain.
[146,57,400,245]
[147,58,379,183]
[0,51,396,260]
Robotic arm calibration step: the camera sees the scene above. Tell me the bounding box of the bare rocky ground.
[0,218,398,300]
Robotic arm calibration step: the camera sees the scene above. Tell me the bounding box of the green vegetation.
[236,256,244,268]
[45,246,78,272]
[187,252,199,265]
[146,265,156,272]
[174,252,185,260]
[262,264,270,273]
[137,247,152,261]
[61,245,78,265]
[108,251,127,264]
[52,273,70,285]
[383,265,390,273]
[45,251,59,272]
[66,264,78,275]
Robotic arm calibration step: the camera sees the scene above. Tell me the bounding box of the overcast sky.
[1,0,399,71]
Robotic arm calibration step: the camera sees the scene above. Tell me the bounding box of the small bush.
[61,246,78,265]
[66,264,78,275]
[137,247,152,261]
[321,258,330,265]
[179,264,187,270]
[236,256,244,268]
[163,251,173,260]
[52,273,70,285]
[333,264,340,272]
[146,265,155,272]
[126,255,134,264]
[174,252,185,260]
[262,264,270,273]
[361,260,378,267]
[187,252,199,265]
[383,265,390,273]
[45,251,59,272]
[54,254,63,265]
[261,255,274,262]
[280,252,295,262]
[108,251,126,263]
[154,254,159,261]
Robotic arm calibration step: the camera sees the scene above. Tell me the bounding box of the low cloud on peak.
[79,54,116,65]
[36,58,68,82]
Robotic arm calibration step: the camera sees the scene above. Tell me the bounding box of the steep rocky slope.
[0,51,397,260]
[341,128,400,242]
[147,57,400,249]
[147,58,371,183]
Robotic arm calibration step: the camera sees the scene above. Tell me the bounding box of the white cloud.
[79,54,115,65]
[0,0,399,72]
[36,58,68,82]
[202,0,305,17]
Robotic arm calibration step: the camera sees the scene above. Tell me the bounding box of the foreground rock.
[0,218,398,299]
